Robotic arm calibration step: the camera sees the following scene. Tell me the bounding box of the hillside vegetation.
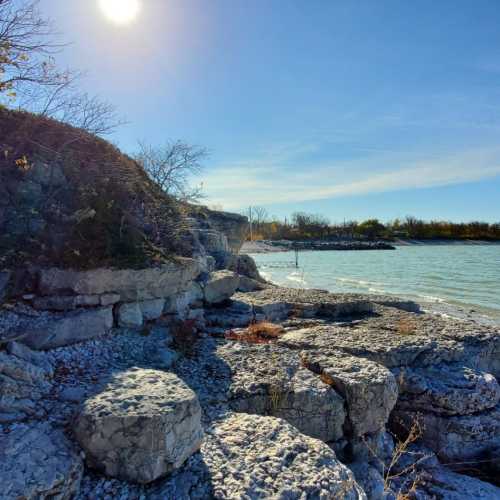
[0,108,188,269]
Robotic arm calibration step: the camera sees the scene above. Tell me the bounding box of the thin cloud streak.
[201,146,500,209]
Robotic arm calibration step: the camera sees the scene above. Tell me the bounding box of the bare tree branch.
[134,141,209,202]
[0,0,125,135]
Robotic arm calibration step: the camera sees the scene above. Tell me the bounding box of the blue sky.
[41,0,500,222]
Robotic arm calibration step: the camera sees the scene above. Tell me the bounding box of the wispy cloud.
[201,146,500,209]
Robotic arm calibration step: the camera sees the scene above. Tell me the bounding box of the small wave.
[336,277,372,286]
[287,272,308,285]
[417,294,446,303]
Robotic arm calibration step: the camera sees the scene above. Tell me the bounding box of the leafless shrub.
[135,141,208,202]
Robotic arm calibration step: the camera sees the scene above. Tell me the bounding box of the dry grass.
[396,318,417,336]
[225,322,285,344]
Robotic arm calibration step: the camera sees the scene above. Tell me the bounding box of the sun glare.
[98,0,141,25]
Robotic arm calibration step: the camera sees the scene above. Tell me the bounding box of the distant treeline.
[244,209,500,241]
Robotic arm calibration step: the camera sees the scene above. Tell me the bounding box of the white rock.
[303,352,399,436]
[20,307,114,350]
[75,368,203,484]
[39,259,200,301]
[153,412,366,499]
[117,302,143,328]
[203,271,239,304]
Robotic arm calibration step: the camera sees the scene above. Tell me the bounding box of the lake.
[250,244,500,322]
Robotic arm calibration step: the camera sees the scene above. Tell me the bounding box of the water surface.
[250,245,500,321]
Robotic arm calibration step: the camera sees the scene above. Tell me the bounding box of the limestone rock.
[303,352,398,436]
[219,342,346,442]
[0,346,53,422]
[0,422,83,500]
[6,341,54,377]
[39,259,200,301]
[228,253,266,282]
[20,307,114,350]
[277,304,500,375]
[392,404,500,463]
[151,412,366,499]
[350,461,385,500]
[117,302,143,328]
[394,364,500,415]
[203,271,239,304]
[140,299,165,321]
[234,288,374,322]
[404,466,500,499]
[237,275,269,292]
[75,368,203,484]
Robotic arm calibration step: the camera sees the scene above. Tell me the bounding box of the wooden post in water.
[294,244,299,268]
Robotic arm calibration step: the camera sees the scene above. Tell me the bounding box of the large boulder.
[303,352,398,436]
[0,422,83,500]
[150,412,366,499]
[227,253,266,282]
[74,368,203,484]
[39,259,200,301]
[203,271,239,304]
[218,343,346,442]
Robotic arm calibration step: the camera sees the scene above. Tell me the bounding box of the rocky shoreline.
[2,263,500,499]
[242,239,500,254]
[242,240,396,253]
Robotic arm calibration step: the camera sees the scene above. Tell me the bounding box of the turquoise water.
[250,245,500,321]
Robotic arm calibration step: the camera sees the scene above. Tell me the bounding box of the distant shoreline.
[242,239,500,253]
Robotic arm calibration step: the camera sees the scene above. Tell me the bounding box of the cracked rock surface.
[0,421,83,500]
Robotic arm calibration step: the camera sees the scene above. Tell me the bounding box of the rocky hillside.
[0,108,247,269]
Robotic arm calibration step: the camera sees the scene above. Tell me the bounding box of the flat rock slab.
[75,368,203,484]
[277,305,500,374]
[303,351,398,436]
[233,288,375,321]
[218,342,346,442]
[19,307,114,350]
[151,412,366,499]
[39,259,200,301]
[0,422,83,500]
[394,363,500,415]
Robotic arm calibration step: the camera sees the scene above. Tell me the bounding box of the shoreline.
[242,239,500,253]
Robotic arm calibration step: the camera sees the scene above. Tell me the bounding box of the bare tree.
[134,141,209,202]
[0,0,124,135]
[253,206,269,228]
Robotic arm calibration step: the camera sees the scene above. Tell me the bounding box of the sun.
[98,0,141,25]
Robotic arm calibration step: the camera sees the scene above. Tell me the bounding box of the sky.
[39,0,500,222]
